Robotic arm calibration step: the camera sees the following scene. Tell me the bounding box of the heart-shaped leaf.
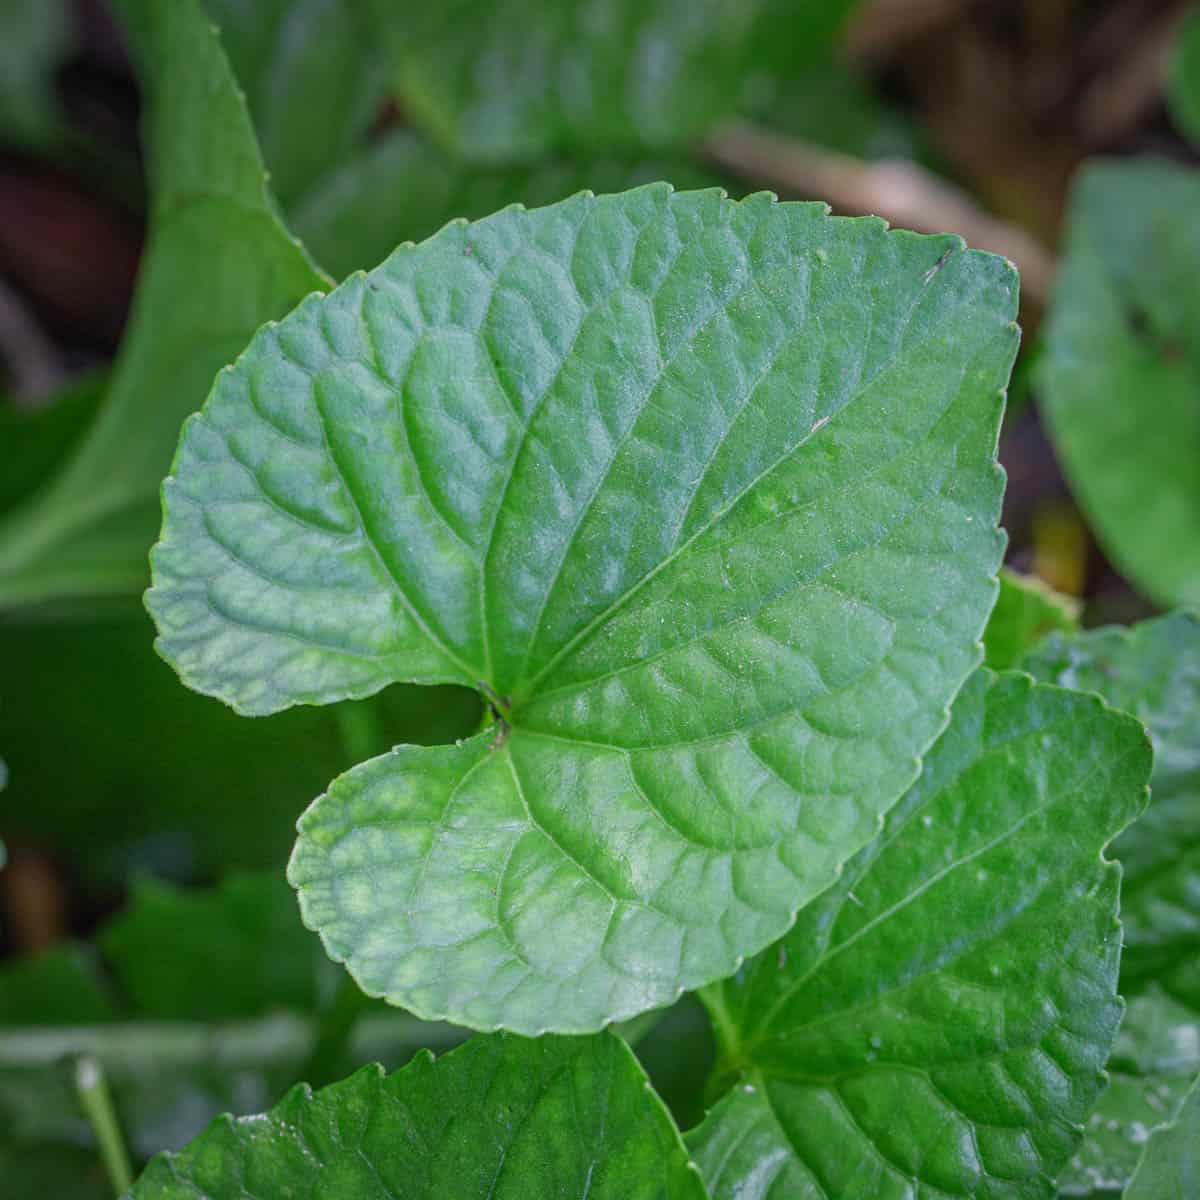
[687,670,1150,1200]
[148,185,1018,1033]
[127,1032,705,1199]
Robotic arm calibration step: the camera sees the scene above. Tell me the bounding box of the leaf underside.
[688,670,1150,1200]
[128,1032,705,1199]
[148,184,1018,1034]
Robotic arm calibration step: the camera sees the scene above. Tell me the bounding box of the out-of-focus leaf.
[1126,1070,1200,1198]
[292,128,724,278]
[0,604,479,891]
[1168,6,1200,146]
[0,944,115,1025]
[1056,987,1200,1197]
[371,0,759,161]
[0,373,107,516]
[1039,160,1200,608]
[98,874,328,1020]
[0,0,328,612]
[0,0,70,150]
[983,567,1080,670]
[201,0,389,207]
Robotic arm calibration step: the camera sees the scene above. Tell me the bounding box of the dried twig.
[703,119,1058,308]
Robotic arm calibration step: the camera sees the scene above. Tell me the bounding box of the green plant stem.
[75,1054,133,1196]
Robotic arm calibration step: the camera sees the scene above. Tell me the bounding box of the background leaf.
[201,0,389,210]
[1168,6,1200,148]
[1056,986,1200,1197]
[370,0,759,161]
[688,670,1150,1200]
[0,0,327,612]
[983,567,1081,671]
[1125,1071,1200,1199]
[1021,612,1200,989]
[1039,160,1200,609]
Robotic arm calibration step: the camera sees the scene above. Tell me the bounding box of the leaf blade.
[152,186,1019,1032]
[688,670,1151,1199]
[127,1032,705,1199]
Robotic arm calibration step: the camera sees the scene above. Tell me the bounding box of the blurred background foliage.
[0,0,1197,1193]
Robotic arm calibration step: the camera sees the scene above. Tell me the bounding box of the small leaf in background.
[371,0,759,161]
[98,873,326,1020]
[688,670,1150,1200]
[1125,1071,1200,1199]
[1039,160,1200,609]
[128,1033,705,1199]
[1021,612,1200,990]
[0,0,70,151]
[0,372,107,516]
[1056,986,1200,1197]
[0,872,466,1179]
[0,0,327,612]
[983,566,1081,670]
[201,0,390,210]
[0,943,115,1025]
[292,131,725,279]
[147,186,1017,1033]
[1168,5,1200,147]
[0,606,480,891]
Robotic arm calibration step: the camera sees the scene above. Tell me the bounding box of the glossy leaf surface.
[1039,160,1200,608]
[148,186,1017,1032]
[128,1032,704,1199]
[688,670,1150,1199]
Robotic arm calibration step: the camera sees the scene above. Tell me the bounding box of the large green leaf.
[371,0,759,161]
[1021,612,1200,987]
[1125,1072,1200,1199]
[1056,987,1199,1198]
[147,186,1018,1032]
[292,128,723,279]
[129,1032,704,1198]
[1039,160,1200,608]
[201,0,388,209]
[0,0,327,611]
[983,567,1080,671]
[1168,6,1200,147]
[688,670,1150,1200]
